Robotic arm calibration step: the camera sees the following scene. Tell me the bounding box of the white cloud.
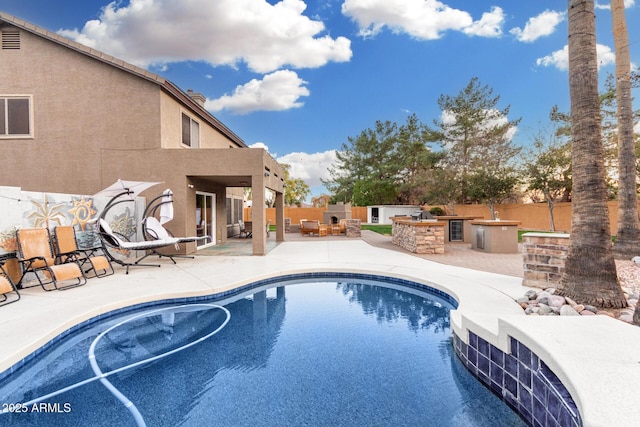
[206,70,310,114]
[509,10,565,43]
[277,150,338,187]
[536,44,616,71]
[463,7,505,38]
[58,0,352,73]
[341,0,503,40]
[595,0,636,10]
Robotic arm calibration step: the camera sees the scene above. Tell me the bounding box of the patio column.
[251,174,266,255]
[275,190,284,242]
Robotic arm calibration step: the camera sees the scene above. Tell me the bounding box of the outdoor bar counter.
[391,216,446,254]
[470,220,521,253]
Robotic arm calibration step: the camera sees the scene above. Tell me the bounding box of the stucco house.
[0,11,285,255]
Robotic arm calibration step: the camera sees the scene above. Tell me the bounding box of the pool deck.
[1,231,639,426]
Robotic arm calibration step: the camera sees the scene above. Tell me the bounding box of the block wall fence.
[248,201,628,235]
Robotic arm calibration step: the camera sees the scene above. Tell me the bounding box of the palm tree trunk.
[558,0,627,308]
[611,0,640,259]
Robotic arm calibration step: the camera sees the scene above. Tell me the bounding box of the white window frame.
[181,111,199,148]
[0,95,33,138]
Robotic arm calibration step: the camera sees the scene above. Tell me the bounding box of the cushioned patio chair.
[97,218,180,274]
[141,217,211,263]
[0,263,20,306]
[16,228,87,291]
[53,225,114,278]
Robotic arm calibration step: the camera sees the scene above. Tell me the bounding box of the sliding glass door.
[196,192,215,248]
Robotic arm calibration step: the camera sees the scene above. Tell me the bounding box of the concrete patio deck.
[1,231,638,426]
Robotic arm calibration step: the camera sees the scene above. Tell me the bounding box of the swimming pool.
[0,275,525,426]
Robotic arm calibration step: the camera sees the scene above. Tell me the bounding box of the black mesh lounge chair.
[97,218,180,274]
[16,228,87,291]
[0,263,20,306]
[53,225,114,278]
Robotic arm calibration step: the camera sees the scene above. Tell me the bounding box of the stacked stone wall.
[522,233,569,289]
[345,219,361,238]
[392,221,445,254]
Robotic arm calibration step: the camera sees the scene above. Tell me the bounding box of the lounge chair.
[97,218,180,274]
[53,225,114,278]
[16,228,87,291]
[0,263,20,306]
[142,216,211,263]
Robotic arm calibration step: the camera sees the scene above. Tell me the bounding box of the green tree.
[325,115,442,205]
[467,168,520,219]
[425,77,522,205]
[558,0,626,308]
[281,163,310,207]
[394,114,443,205]
[524,129,572,231]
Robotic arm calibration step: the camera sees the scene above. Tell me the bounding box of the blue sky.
[1,0,639,201]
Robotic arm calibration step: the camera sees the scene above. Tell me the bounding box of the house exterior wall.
[159,92,236,149]
[0,15,284,255]
[0,27,163,195]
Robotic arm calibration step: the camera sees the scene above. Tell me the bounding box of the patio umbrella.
[94,179,162,219]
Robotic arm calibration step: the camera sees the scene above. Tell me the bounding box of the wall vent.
[2,28,20,50]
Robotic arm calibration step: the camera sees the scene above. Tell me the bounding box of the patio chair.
[0,263,20,306]
[16,228,87,291]
[97,218,181,274]
[53,225,114,278]
[238,220,252,238]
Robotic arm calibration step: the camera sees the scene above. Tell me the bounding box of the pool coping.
[1,239,639,426]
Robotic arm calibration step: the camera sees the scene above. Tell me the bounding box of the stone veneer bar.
[391,217,445,254]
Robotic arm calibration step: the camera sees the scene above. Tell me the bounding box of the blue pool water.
[0,276,525,426]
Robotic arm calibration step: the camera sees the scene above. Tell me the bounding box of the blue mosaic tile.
[452,331,582,427]
[477,336,490,357]
[519,362,532,389]
[505,353,518,378]
[490,361,503,386]
[478,354,490,376]
[490,344,504,365]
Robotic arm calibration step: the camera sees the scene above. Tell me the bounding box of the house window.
[181,112,199,147]
[0,96,32,137]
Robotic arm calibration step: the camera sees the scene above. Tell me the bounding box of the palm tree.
[611,0,640,259]
[557,0,626,308]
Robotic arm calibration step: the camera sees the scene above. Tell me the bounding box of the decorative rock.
[564,296,578,307]
[618,314,634,323]
[516,297,531,305]
[548,295,567,308]
[538,291,553,300]
[525,290,538,300]
[560,305,580,316]
[628,298,638,307]
[544,288,557,295]
[596,311,615,317]
[524,306,537,315]
[538,304,553,315]
[573,304,585,313]
[580,310,595,316]
[584,305,598,314]
[519,302,528,309]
